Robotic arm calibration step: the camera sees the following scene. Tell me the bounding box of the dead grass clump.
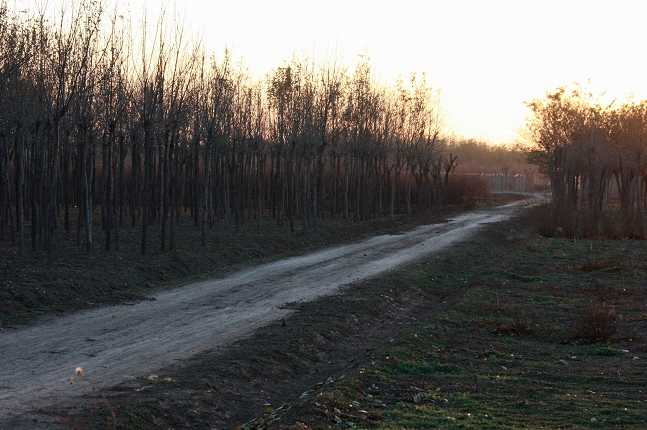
[579,260,621,272]
[588,280,616,302]
[471,297,535,335]
[54,367,118,430]
[497,305,534,335]
[507,234,548,252]
[576,301,617,344]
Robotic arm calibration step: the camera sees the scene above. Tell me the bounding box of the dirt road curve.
[0,202,523,426]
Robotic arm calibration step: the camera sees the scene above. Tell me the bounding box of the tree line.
[525,84,647,238]
[0,2,471,265]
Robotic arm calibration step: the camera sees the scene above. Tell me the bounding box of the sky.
[22,0,647,143]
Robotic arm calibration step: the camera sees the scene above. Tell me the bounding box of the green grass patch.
[278,219,647,429]
[393,361,461,376]
[595,346,624,356]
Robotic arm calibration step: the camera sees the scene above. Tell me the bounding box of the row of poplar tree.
[0,2,460,264]
[526,84,647,238]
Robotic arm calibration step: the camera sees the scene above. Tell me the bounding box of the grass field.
[251,216,647,429]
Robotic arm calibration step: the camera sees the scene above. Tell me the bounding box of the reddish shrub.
[445,174,491,204]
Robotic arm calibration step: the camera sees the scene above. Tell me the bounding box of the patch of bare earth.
[94,274,461,429]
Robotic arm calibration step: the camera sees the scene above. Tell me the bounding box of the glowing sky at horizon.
[19,0,647,143]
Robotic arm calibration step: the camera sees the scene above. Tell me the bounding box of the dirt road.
[0,202,523,427]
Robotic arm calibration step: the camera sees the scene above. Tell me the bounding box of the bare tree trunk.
[233,156,241,233]
[193,131,200,227]
[47,120,61,267]
[141,133,151,255]
[118,134,126,230]
[159,140,167,250]
[0,137,8,243]
[312,158,319,231]
[202,139,212,246]
[17,131,25,253]
[63,131,71,235]
[30,139,38,252]
[343,158,349,221]
[406,164,412,216]
[302,156,309,229]
[390,167,398,221]
[81,137,93,254]
[275,148,282,226]
[105,127,113,251]
[169,137,177,250]
[257,153,262,230]
[288,146,295,232]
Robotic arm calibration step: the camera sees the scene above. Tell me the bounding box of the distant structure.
[478,172,549,192]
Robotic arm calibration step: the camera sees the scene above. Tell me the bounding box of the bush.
[602,213,621,239]
[526,198,647,240]
[576,301,617,343]
[525,201,596,239]
[445,174,490,204]
[526,201,556,237]
[497,305,534,335]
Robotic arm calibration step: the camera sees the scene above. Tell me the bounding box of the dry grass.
[576,301,618,344]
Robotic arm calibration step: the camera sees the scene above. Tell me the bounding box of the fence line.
[460,173,549,192]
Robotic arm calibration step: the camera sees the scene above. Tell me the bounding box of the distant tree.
[0,1,501,267]
[525,83,647,238]
[525,86,584,231]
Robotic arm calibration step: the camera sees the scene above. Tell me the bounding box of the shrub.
[525,200,603,239]
[526,201,556,237]
[497,305,534,335]
[588,280,616,303]
[445,174,490,204]
[601,213,620,239]
[576,301,617,343]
